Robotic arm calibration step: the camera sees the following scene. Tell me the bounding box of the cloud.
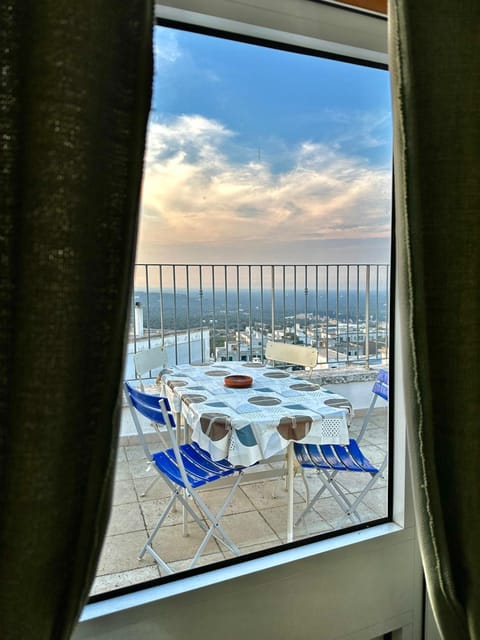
[321,109,392,151]
[153,28,182,68]
[138,115,391,263]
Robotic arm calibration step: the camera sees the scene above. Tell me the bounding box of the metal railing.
[127,263,390,373]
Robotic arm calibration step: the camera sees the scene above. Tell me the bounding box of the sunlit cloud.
[138,115,391,263]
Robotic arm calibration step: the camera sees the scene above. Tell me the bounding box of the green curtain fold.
[389,1,480,638]
[0,2,153,638]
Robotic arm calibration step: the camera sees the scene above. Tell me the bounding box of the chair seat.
[294,369,388,527]
[294,440,379,474]
[152,444,237,489]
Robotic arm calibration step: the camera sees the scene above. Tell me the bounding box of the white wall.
[329,380,383,412]
[124,330,210,379]
[75,529,422,640]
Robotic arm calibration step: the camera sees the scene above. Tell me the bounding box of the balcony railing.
[125,263,390,379]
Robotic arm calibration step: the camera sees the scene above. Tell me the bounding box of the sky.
[136,26,392,266]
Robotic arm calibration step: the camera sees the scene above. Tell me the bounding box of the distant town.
[124,286,389,379]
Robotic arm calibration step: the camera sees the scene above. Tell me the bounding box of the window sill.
[80,521,406,623]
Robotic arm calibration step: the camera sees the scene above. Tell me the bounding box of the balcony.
[126,262,390,372]
[90,263,390,597]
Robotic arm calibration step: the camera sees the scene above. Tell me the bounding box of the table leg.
[287,441,294,543]
[170,411,182,516]
[176,409,190,537]
[175,411,182,445]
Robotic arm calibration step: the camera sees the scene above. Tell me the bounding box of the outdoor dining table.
[157,361,351,542]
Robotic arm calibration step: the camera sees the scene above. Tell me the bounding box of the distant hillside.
[131,288,389,331]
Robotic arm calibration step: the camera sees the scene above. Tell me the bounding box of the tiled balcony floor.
[90,410,388,597]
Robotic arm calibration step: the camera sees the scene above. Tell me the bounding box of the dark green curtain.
[389,1,479,638]
[0,3,153,639]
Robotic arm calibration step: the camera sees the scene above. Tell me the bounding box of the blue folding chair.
[130,345,170,497]
[124,381,248,574]
[357,368,389,443]
[294,369,389,526]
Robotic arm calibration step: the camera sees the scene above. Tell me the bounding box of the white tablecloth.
[156,362,351,467]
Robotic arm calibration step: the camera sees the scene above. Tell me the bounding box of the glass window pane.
[90,24,392,599]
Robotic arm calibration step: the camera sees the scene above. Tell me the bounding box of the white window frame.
[75,3,424,638]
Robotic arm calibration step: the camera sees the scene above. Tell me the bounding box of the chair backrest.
[357,368,389,442]
[372,368,389,401]
[125,381,201,490]
[133,345,168,389]
[124,381,176,457]
[125,381,171,419]
[265,340,318,370]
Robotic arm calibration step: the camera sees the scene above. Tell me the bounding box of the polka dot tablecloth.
[155,362,352,467]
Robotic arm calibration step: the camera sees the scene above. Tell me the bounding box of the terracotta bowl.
[224,374,253,389]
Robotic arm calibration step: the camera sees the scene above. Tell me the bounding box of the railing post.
[145,265,150,345]
[159,264,164,345]
[271,265,275,341]
[199,282,204,363]
[365,264,370,369]
[304,285,308,345]
[211,265,216,361]
[186,265,191,364]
